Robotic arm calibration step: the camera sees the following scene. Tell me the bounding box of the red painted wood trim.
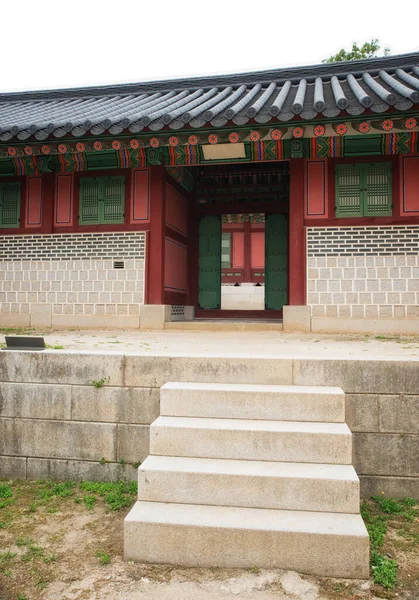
[165,184,188,235]
[147,166,166,305]
[41,174,55,233]
[25,176,43,228]
[401,156,419,215]
[165,290,187,305]
[164,237,188,294]
[131,168,150,223]
[164,225,187,245]
[55,173,74,227]
[305,160,327,218]
[288,159,306,306]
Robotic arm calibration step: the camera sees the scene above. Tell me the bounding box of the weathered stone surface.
[125,356,293,388]
[71,386,159,424]
[0,418,117,461]
[379,395,419,433]
[293,359,419,394]
[150,417,352,465]
[117,424,150,464]
[283,306,311,333]
[0,351,125,386]
[0,456,26,479]
[354,433,419,477]
[360,475,419,499]
[161,382,345,423]
[27,458,136,482]
[138,456,360,513]
[125,501,369,578]
[0,382,71,420]
[30,303,52,327]
[345,394,379,432]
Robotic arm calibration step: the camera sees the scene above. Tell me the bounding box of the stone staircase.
[124,382,369,578]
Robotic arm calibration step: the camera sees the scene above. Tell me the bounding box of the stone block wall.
[0,232,146,327]
[306,225,419,318]
[0,351,418,498]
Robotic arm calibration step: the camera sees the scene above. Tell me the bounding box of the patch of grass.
[37,480,76,501]
[371,550,397,589]
[0,327,37,336]
[82,495,96,510]
[89,376,110,388]
[361,501,387,549]
[96,550,111,565]
[43,553,59,564]
[79,480,137,511]
[45,343,65,350]
[17,595,28,600]
[0,551,17,564]
[0,483,13,498]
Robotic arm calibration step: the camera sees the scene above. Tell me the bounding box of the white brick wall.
[307,226,419,318]
[0,232,146,321]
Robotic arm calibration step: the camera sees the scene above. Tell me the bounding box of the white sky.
[2,0,419,93]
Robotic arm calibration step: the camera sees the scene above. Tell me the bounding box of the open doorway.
[221,214,265,310]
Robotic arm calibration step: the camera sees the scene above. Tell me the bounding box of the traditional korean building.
[0,52,419,332]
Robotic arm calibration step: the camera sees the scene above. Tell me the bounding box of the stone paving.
[4,328,419,359]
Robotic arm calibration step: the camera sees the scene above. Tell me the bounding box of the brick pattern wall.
[307,226,419,318]
[0,232,146,319]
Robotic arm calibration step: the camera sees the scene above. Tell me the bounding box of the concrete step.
[124,501,369,578]
[150,416,352,464]
[137,455,360,513]
[160,382,345,422]
[165,320,283,332]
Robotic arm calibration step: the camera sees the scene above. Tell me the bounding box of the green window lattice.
[0,182,21,228]
[336,163,392,218]
[79,176,125,225]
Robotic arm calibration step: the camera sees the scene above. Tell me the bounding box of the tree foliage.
[323,39,390,63]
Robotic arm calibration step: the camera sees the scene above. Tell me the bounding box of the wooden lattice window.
[0,182,21,228]
[79,176,125,225]
[336,163,392,218]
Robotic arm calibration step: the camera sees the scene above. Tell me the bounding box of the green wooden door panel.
[265,213,288,310]
[0,182,21,228]
[198,215,221,309]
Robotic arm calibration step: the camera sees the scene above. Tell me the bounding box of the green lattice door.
[265,213,288,310]
[198,215,221,309]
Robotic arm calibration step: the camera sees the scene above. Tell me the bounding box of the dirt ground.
[0,480,418,600]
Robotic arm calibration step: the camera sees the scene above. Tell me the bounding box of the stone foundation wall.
[0,351,418,498]
[307,225,419,318]
[0,232,146,327]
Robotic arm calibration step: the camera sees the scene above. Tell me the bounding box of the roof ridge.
[0,51,418,102]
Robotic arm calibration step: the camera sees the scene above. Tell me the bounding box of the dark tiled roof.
[0,53,418,142]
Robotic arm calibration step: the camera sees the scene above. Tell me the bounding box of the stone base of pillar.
[283,305,311,333]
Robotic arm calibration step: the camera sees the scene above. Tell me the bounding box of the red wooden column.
[288,159,306,305]
[146,166,166,304]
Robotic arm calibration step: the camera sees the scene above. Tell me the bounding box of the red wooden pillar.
[288,159,306,305]
[146,166,166,304]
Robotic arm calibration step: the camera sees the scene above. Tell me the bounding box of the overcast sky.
[2,0,419,93]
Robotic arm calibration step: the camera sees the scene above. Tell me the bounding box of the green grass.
[371,550,397,589]
[361,495,418,590]
[45,343,65,350]
[79,481,137,511]
[96,551,111,565]
[0,483,13,498]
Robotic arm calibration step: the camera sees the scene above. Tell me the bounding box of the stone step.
[150,416,352,464]
[124,501,369,578]
[137,455,360,513]
[164,320,283,332]
[160,382,345,422]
